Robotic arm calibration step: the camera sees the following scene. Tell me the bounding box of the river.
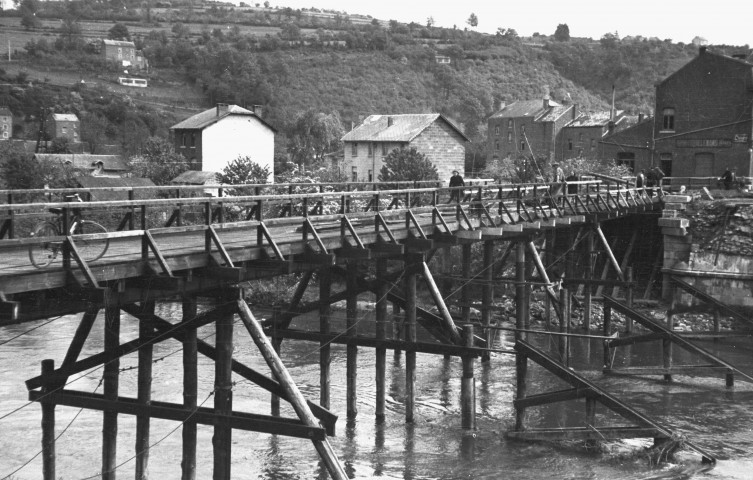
[1,302,752,479]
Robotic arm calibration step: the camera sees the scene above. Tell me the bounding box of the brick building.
[600,47,753,177]
[341,114,469,182]
[0,107,12,141]
[101,39,148,70]
[46,113,80,143]
[487,97,577,163]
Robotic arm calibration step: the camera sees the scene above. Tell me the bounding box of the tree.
[466,13,478,29]
[287,110,344,168]
[426,16,434,28]
[216,156,270,185]
[127,137,189,185]
[19,0,41,30]
[108,23,131,41]
[58,16,83,50]
[554,23,570,41]
[0,145,77,189]
[378,147,438,182]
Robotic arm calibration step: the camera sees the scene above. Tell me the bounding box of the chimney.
[387,116,394,127]
[610,85,616,122]
[543,95,550,109]
[608,121,615,134]
[571,103,578,120]
[699,45,707,55]
[252,105,264,118]
[216,103,228,117]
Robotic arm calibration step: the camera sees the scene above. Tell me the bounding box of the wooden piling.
[271,305,282,417]
[405,256,417,423]
[41,359,55,480]
[375,258,388,422]
[515,352,528,431]
[319,267,331,409]
[236,300,349,480]
[560,286,570,364]
[461,325,476,430]
[664,294,673,383]
[584,229,593,331]
[346,260,358,418]
[135,301,155,480]
[515,241,528,340]
[603,304,612,369]
[481,241,493,362]
[182,296,198,480]
[102,304,120,480]
[461,244,472,324]
[213,294,235,480]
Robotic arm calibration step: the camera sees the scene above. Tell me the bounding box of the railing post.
[61,206,71,270]
[217,187,224,224]
[7,193,14,239]
[204,201,211,253]
[141,205,148,260]
[128,190,135,230]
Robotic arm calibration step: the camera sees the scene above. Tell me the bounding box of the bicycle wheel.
[73,221,110,263]
[29,222,61,268]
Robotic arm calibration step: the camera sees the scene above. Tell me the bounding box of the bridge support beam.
[346,260,358,418]
[181,295,198,480]
[375,258,388,422]
[102,302,120,480]
[319,267,331,409]
[461,324,476,430]
[136,301,156,480]
[213,293,235,480]
[41,359,56,480]
[481,241,494,362]
[404,254,418,423]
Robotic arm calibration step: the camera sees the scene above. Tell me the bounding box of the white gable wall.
[201,115,275,182]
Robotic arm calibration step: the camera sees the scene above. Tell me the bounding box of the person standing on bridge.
[449,170,465,203]
[566,170,579,195]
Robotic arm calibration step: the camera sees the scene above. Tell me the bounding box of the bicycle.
[28,194,110,268]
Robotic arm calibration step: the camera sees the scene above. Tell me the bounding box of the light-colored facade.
[0,107,12,141]
[46,113,79,143]
[341,114,468,182]
[102,39,148,70]
[170,104,276,181]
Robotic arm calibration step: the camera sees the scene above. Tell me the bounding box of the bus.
[118,77,148,88]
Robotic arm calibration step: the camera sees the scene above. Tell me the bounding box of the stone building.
[341,114,469,182]
[600,116,655,174]
[101,39,148,70]
[46,113,80,143]
[560,111,631,161]
[487,97,577,163]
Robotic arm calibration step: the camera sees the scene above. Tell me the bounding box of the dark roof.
[567,111,623,128]
[341,114,469,142]
[171,170,220,185]
[538,104,573,123]
[34,154,128,171]
[170,105,277,133]
[489,99,562,120]
[0,107,11,117]
[102,39,136,48]
[660,49,753,86]
[75,176,156,201]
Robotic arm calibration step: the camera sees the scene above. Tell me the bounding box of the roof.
[0,107,11,117]
[567,110,624,128]
[341,114,469,143]
[660,49,753,87]
[49,113,79,122]
[75,176,156,201]
[538,104,573,123]
[170,105,277,133]
[102,39,136,48]
[34,154,128,171]
[171,170,220,185]
[489,99,562,120]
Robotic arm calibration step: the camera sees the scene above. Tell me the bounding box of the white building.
[170,104,276,182]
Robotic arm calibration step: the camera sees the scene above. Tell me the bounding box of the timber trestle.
[0,179,669,478]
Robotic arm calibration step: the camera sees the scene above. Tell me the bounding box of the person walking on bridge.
[449,170,465,203]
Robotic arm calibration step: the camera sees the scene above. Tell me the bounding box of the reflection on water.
[0,302,752,479]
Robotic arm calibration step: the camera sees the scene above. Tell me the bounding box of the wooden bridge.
[3,178,714,480]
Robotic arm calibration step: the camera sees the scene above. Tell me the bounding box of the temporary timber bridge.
[0,178,742,478]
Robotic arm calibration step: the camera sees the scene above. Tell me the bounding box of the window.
[617,152,635,172]
[190,133,196,148]
[117,47,122,59]
[351,166,358,182]
[590,139,596,150]
[2,132,7,139]
[382,143,388,156]
[662,108,675,131]
[507,131,512,144]
[351,143,358,156]
[495,126,500,136]
[495,141,500,151]
[368,170,373,182]
[520,141,526,151]
[568,139,573,150]
[579,133,583,142]
[521,125,525,133]
[508,119,512,128]
[62,126,67,134]
[182,133,187,147]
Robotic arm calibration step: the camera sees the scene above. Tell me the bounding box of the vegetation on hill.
[1,1,750,179]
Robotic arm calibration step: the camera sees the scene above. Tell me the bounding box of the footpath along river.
[1,302,752,480]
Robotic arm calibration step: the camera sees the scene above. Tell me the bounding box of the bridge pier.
[346,260,358,418]
[213,293,236,480]
[319,267,331,409]
[404,254,418,423]
[102,302,120,480]
[135,300,155,480]
[181,295,198,480]
[375,258,388,422]
[41,359,56,480]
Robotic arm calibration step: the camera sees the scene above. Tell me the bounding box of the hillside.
[1,0,748,172]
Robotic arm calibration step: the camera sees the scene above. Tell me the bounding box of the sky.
[257,0,752,46]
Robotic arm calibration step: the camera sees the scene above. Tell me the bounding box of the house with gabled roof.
[487,96,577,162]
[170,104,276,181]
[101,39,148,70]
[341,114,469,182]
[46,113,80,143]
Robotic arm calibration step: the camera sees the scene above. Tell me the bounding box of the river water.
[1,303,752,480]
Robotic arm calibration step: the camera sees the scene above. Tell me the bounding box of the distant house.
[560,110,629,161]
[33,153,129,178]
[171,170,221,197]
[0,107,12,141]
[487,97,577,162]
[101,39,148,70]
[341,114,469,182]
[45,113,80,143]
[170,104,276,181]
[435,55,451,64]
